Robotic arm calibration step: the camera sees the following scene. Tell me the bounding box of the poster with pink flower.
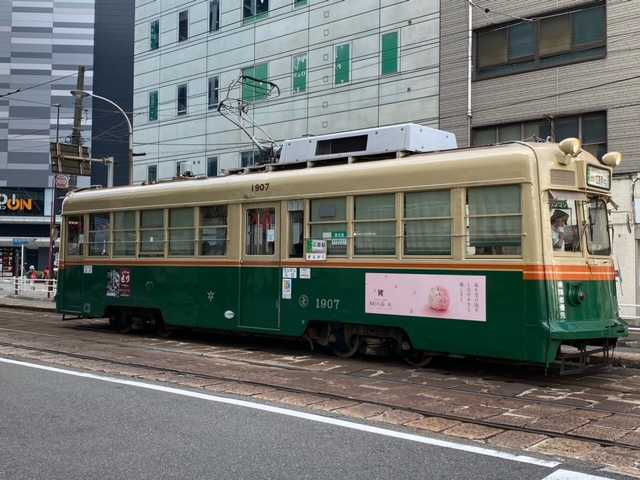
[365,273,486,322]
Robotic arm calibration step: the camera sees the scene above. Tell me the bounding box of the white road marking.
[0,357,564,469]
[543,470,615,480]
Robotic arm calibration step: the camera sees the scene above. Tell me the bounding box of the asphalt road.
[0,359,627,480]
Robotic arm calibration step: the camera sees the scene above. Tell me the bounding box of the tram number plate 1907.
[316,298,340,310]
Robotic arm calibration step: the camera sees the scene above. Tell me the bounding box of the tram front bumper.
[550,318,628,341]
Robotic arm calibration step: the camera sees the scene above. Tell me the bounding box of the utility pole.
[71,65,85,146]
[48,103,63,290]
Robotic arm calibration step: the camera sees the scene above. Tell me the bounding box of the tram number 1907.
[316,298,340,310]
[251,183,270,192]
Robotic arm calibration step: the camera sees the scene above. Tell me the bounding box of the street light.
[70,89,134,184]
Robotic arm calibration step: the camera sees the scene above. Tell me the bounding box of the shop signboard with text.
[0,188,45,216]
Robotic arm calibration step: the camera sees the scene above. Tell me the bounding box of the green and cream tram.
[57,138,627,369]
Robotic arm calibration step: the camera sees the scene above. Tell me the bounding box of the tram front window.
[584,198,611,256]
[550,200,580,252]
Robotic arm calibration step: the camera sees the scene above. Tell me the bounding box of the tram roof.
[62,142,600,214]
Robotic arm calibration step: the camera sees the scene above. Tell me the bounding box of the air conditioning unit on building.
[179,161,194,177]
[279,124,458,164]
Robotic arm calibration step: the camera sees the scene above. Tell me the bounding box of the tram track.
[3,313,640,456]
[3,338,640,453]
[3,321,639,420]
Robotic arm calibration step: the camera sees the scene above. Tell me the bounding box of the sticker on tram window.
[365,273,486,322]
[306,240,327,261]
[106,268,132,298]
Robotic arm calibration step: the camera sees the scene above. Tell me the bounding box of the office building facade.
[132,0,442,182]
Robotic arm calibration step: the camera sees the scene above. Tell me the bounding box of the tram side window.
[200,206,227,256]
[246,207,276,256]
[468,185,522,255]
[405,190,451,255]
[583,198,611,256]
[354,194,395,255]
[89,213,110,257]
[310,198,347,256]
[113,211,136,257]
[140,209,165,257]
[169,208,195,256]
[288,200,304,258]
[550,200,580,252]
[66,216,84,256]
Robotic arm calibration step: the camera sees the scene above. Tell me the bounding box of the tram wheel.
[155,317,173,338]
[117,312,133,334]
[403,350,433,368]
[331,331,361,358]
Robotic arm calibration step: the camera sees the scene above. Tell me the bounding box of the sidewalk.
[0,295,56,312]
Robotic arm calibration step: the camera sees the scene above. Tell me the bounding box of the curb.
[0,302,56,313]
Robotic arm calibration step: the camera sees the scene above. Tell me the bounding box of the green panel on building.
[381,31,399,75]
[242,63,269,102]
[148,91,158,121]
[335,44,350,85]
[293,54,307,93]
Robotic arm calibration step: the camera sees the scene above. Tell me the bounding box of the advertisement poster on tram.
[106,269,132,298]
[365,273,486,322]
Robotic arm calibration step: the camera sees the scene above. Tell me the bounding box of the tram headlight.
[601,151,623,168]
[558,138,582,165]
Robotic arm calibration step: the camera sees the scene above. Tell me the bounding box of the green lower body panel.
[57,264,627,366]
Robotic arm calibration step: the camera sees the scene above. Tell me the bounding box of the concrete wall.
[133,0,442,182]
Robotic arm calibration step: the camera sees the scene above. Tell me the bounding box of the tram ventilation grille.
[550,169,576,186]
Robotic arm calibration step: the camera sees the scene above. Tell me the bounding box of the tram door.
[238,203,281,331]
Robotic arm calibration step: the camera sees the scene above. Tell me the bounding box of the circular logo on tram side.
[298,294,309,309]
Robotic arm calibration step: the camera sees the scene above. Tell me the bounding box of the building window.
[208,76,219,110]
[354,194,396,256]
[294,0,307,6]
[207,157,218,177]
[169,208,195,256]
[335,44,351,85]
[178,10,189,42]
[140,209,165,257]
[381,31,399,75]
[113,211,136,257]
[310,197,347,256]
[293,54,307,94]
[467,185,522,256]
[242,64,269,102]
[209,0,220,32]
[472,112,607,158]
[243,0,268,20]
[150,19,160,50]
[177,84,187,116]
[200,206,227,256]
[148,90,158,121]
[147,165,157,183]
[404,190,452,256]
[475,3,606,79]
